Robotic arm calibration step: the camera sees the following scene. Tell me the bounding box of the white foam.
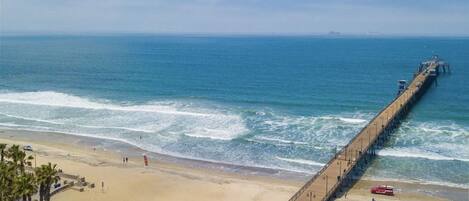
[0,123,50,130]
[261,112,370,133]
[276,157,325,166]
[402,121,468,137]
[251,112,372,149]
[378,148,469,162]
[0,124,166,153]
[0,112,161,133]
[0,112,63,125]
[185,127,248,140]
[319,116,367,124]
[0,124,313,174]
[75,125,156,133]
[0,91,210,117]
[0,91,248,140]
[393,121,469,160]
[338,117,367,124]
[256,136,309,145]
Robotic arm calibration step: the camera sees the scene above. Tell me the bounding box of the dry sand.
[335,179,468,201]
[1,129,467,201]
[0,131,299,201]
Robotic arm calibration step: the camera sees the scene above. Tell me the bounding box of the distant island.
[328,31,341,36]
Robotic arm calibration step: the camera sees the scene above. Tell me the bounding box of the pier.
[289,56,449,201]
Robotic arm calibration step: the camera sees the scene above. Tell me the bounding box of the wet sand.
[0,128,467,201]
[336,179,468,201]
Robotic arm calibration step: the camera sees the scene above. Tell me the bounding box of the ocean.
[0,35,468,188]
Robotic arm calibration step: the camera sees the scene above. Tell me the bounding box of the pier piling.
[288,56,449,201]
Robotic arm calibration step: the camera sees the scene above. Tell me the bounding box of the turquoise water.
[0,35,468,187]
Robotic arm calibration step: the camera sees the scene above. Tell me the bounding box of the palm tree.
[0,143,6,162]
[13,173,38,201]
[6,145,22,166]
[36,163,60,201]
[0,162,12,200]
[0,143,40,201]
[0,157,16,201]
[6,145,34,173]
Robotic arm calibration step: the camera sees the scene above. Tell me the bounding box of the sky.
[1,0,469,36]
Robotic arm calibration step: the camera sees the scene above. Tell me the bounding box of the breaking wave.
[1,91,467,188]
[0,91,248,141]
[386,121,469,162]
[378,148,469,162]
[276,157,325,166]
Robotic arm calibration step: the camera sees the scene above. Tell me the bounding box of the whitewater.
[0,90,467,188]
[1,35,468,188]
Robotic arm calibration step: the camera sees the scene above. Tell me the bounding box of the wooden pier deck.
[289,57,448,201]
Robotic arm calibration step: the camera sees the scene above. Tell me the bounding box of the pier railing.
[289,60,440,201]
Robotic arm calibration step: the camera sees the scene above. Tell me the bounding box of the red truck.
[370,185,394,196]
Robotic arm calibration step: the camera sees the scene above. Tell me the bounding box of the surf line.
[289,55,450,201]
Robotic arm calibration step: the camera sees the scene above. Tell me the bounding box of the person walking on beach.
[123,157,125,166]
[101,181,105,192]
[125,157,128,163]
[143,154,148,167]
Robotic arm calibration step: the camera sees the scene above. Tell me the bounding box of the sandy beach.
[0,128,467,201]
[336,179,468,201]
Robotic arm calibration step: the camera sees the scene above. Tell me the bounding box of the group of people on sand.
[122,156,129,165]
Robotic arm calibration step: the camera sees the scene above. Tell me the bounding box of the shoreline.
[0,128,301,201]
[0,127,309,180]
[0,128,467,201]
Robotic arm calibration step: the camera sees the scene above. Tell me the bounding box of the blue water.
[0,35,468,187]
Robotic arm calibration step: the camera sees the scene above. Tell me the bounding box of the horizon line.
[1,31,469,38]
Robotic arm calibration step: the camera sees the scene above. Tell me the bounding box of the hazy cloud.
[1,0,468,35]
